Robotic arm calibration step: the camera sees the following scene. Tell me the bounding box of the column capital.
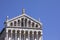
[32,31,34,34]
[28,31,30,34]
[24,31,25,34]
[15,30,17,33]
[19,31,21,33]
[36,31,38,34]
[11,30,12,33]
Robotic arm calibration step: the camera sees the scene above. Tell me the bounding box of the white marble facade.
[4,9,43,40]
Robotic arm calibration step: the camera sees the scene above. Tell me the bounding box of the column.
[17,31,20,40]
[11,30,12,40]
[34,23,35,28]
[37,32,38,40]
[40,32,43,40]
[28,31,30,40]
[40,35,42,40]
[23,17,25,27]
[15,30,17,40]
[6,31,8,40]
[31,21,32,28]
[32,31,34,40]
[20,18,21,27]
[20,31,21,40]
[27,19,29,27]
[26,19,28,27]
[24,31,26,40]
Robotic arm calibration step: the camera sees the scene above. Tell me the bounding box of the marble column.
[6,32,8,40]
[37,32,38,40]
[26,19,28,27]
[15,30,17,40]
[20,18,21,27]
[23,18,25,27]
[40,36,42,40]
[28,31,30,40]
[31,21,32,28]
[24,31,26,40]
[11,30,12,40]
[27,19,29,27]
[20,31,21,40]
[32,32,34,40]
[40,33,42,40]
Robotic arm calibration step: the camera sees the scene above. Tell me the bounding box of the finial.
[22,8,25,14]
[6,16,9,21]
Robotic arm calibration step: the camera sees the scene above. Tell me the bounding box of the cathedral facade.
[0,9,42,40]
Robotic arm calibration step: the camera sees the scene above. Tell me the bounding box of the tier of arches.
[10,18,40,28]
[7,30,41,40]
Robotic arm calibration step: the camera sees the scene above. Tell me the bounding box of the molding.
[6,27,42,30]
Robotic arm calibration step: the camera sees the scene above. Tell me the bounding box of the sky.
[0,0,60,40]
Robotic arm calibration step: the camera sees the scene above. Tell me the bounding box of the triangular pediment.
[6,10,42,29]
[7,14,41,24]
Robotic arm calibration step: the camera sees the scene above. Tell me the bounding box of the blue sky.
[0,0,60,40]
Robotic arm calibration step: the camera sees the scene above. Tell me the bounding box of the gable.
[6,14,42,29]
